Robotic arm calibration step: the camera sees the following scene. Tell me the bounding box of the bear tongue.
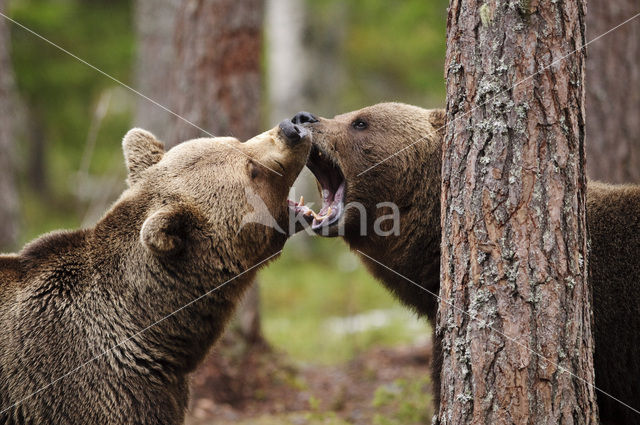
[311,181,345,229]
[288,181,345,229]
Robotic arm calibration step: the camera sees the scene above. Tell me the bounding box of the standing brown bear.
[292,103,640,425]
[0,121,311,424]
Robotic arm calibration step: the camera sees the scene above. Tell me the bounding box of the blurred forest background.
[0,0,637,424]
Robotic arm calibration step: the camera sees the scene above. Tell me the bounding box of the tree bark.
[168,0,262,145]
[439,0,598,423]
[0,0,19,251]
[585,0,640,183]
[266,0,308,126]
[133,0,179,138]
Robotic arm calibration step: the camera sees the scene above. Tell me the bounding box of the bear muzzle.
[278,120,310,146]
[291,111,319,125]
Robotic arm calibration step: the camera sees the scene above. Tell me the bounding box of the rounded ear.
[140,205,195,256]
[123,128,165,186]
[430,109,446,136]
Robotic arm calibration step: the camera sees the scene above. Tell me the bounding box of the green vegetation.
[9,0,133,244]
[340,0,448,109]
[260,236,429,364]
[372,377,433,425]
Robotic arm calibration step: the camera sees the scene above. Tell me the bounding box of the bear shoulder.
[587,181,640,219]
[15,229,92,286]
[0,255,22,287]
[20,229,90,261]
[587,180,640,260]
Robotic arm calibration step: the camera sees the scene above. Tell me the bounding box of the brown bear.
[0,121,311,424]
[292,103,640,425]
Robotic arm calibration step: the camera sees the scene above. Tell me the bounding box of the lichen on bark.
[438,0,598,423]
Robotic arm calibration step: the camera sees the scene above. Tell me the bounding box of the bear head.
[118,121,311,273]
[291,102,445,243]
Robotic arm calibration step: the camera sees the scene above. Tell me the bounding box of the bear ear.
[430,110,446,136]
[123,128,165,185]
[140,205,196,256]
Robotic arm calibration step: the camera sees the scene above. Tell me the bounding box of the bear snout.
[291,111,319,125]
[279,120,309,146]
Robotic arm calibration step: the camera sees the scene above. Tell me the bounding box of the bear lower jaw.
[304,142,347,231]
[287,187,344,231]
[311,181,345,229]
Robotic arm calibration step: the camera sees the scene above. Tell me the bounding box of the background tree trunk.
[438,0,597,423]
[167,0,262,145]
[266,0,308,127]
[0,0,19,251]
[265,0,346,222]
[134,0,266,409]
[134,0,178,138]
[585,0,640,183]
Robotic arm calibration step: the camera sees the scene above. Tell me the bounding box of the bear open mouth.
[299,143,346,230]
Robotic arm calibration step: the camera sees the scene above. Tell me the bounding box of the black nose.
[292,111,319,125]
[279,120,309,146]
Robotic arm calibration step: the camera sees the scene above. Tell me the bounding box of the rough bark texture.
[266,0,308,126]
[0,0,19,251]
[168,0,263,145]
[439,0,598,423]
[134,0,179,137]
[585,0,640,184]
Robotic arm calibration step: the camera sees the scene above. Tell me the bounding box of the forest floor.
[185,341,434,425]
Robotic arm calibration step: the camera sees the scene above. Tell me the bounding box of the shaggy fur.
[302,102,640,425]
[0,126,310,424]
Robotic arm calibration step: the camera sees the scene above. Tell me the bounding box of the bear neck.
[347,138,443,320]
[90,196,257,380]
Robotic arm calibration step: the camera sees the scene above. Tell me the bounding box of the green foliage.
[340,0,448,108]
[259,237,429,364]
[303,394,354,424]
[9,0,133,243]
[371,377,433,425]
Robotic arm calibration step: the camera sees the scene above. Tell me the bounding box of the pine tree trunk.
[0,0,19,251]
[266,0,308,126]
[168,0,262,145]
[438,0,598,423]
[168,0,264,340]
[133,0,178,138]
[585,0,640,183]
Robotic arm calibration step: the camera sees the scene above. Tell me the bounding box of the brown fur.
[303,102,640,425]
[0,126,310,424]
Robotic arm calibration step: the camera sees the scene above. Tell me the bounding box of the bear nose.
[279,119,309,146]
[291,111,319,125]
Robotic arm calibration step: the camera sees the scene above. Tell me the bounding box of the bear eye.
[248,160,261,180]
[352,118,368,130]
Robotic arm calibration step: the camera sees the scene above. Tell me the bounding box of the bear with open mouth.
[291,102,640,425]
